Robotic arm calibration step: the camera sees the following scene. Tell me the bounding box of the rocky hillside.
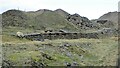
[2,9,119,34]
[2,10,28,27]
[2,9,78,32]
[67,13,93,30]
[54,9,94,30]
[2,9,96,32]
[99,11,118,24]
[1,9,118,66]
[92,11,119,29]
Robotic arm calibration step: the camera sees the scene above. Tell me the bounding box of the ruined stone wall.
[24,32,99,41]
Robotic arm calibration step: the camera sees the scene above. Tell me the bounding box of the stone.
[65,62,71,67]
[64,43,71,47]
[72,61,79,66]
[66,52,72,58]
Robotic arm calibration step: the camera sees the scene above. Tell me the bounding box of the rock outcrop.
[67,13,93,30]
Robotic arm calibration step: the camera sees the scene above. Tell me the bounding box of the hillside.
[2,9,100,33]
[2,9,119,32]
[2,9,79,33]
[98,11,118,29]
[28,9,78,31]
[99,11,118,23]
[54,9,70,18]
[55,9,94,30]
[67,13,93,30]
[2,10,28,27]
[1,9,118,66]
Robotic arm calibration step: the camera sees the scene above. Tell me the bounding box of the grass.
[3,9,79,32]
[2,9,118,66]
[2,25,118,66]
[2,35,29,43]
[2,35,118,66]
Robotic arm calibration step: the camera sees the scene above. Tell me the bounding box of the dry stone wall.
[24,32,99,41]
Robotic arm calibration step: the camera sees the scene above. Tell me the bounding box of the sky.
[0,0,119,19]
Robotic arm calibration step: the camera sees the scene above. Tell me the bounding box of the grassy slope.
[2,9,79,34]
[2,35,118,66]
[99,12,118,29]
[26,10,79,31]
[1,10,118,66]
[54,9,69,18]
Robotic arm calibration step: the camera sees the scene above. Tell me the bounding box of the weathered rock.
[65,62,71,67]
[16,31,24,38]
[72,61,79,66]
[97,28,117,36]
[67,13,93,30]
[66,52,72,58]
[41,52,54,60]
[64,43,71,47]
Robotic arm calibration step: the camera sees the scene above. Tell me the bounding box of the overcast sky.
[0,0,119,19]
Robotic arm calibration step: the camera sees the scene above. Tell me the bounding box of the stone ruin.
[23,32,99,41]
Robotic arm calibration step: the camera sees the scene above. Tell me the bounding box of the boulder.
[16,31,24,38]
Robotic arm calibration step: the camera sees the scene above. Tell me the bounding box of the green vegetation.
[2,9,79,32]
[1,9,118,66]
[2,35,118,66]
